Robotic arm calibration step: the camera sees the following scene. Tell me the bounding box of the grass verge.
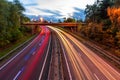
[0,35,35,58]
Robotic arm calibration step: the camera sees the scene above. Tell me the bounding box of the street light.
[40,17,43,22]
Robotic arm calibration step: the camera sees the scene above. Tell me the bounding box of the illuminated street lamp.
[40,17,44,22]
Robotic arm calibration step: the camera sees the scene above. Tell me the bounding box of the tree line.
[0,0,30,48]
[80,0,120,57]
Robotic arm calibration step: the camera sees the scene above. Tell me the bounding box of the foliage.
[58,19,62,23]
[85,4,98,22]
[107,7,120,27]
[63,17,76,23]
[0,0,30,47]
[85,0,114,23]
[116,31,120,47]
[114,0,120,7]
[82,0,120,56]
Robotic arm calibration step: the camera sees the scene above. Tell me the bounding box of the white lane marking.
[94,73,100,80]
[48,26,72,80]
[39,36,51,80]
[61,41,72,80]
[47,48,53,79]
[13,70,22,80]
[32,51,36,55]
[39,43,41,46]
[0,35,39,70]
[78,53,82,56]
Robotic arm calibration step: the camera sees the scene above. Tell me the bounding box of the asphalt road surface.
[0,26,51,80]
[0,26,120,80]
[48,26,120,80]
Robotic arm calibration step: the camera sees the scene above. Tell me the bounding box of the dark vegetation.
[62,0,120,57]
[0,0,31,50]
[81,0,120,57]
[1,0,120,58]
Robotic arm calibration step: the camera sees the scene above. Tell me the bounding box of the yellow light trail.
[48,26,120,80]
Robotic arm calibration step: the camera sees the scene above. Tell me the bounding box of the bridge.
[22,22,83,34]
[22,22,79,27]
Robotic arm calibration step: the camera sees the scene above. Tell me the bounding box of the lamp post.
[40,17,44,23]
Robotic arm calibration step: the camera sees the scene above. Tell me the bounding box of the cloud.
[74,7,83,12]
[35,8,63,16]
[73,10,85,21]
[8,0,95,19]
[24,3,38,6]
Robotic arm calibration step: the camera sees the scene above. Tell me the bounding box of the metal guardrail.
[0,35,36,61]
[85,43,120,65]
[61,28,120,67]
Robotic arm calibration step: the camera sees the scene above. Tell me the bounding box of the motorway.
[49,26,120,80]
[0,26,51,80]
[0,26,120,80]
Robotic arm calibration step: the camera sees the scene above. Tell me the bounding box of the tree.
[0,0,30,47]
[107,7,120,28]
[13,0,25,12]
[85,0,114,23]
[0,0,11,46]
[85,4,98,22]
[98,0,114,19]
[13,0,25,24]
[58,19,62,23]
[114,0,120,7]
[64,17,76,22]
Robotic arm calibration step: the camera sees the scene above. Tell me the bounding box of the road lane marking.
[94,73,100,80]
[39,36,51,80]
[39,43,41,46]
[13,66,25,80]
[13,70,22,80]
[58,33,73,80]
[0,35,40,70]
[30,47,36,54]
[78,53,82,56]
[39,36,45,46]
[0,43,32,70]
[24,54,30,61]
[61,42,73,80]
[48,26,73,80]
[21,66,25,71]
[32,51,36,55]
[47,26,120,80]
[25,48,36,60]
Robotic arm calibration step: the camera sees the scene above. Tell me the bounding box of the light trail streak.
[48,26,93,80]
[94,73,100,80]
[60,40,73,80]
[13,70,22,80]
[48,26,120,80]
[62,31,120,80]
[39,34,51,80]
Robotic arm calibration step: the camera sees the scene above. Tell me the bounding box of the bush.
[115,49,120,57]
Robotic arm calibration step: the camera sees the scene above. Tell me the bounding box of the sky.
[8,0,95,18]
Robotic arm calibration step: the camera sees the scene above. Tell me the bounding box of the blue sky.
[8,0,95,18]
